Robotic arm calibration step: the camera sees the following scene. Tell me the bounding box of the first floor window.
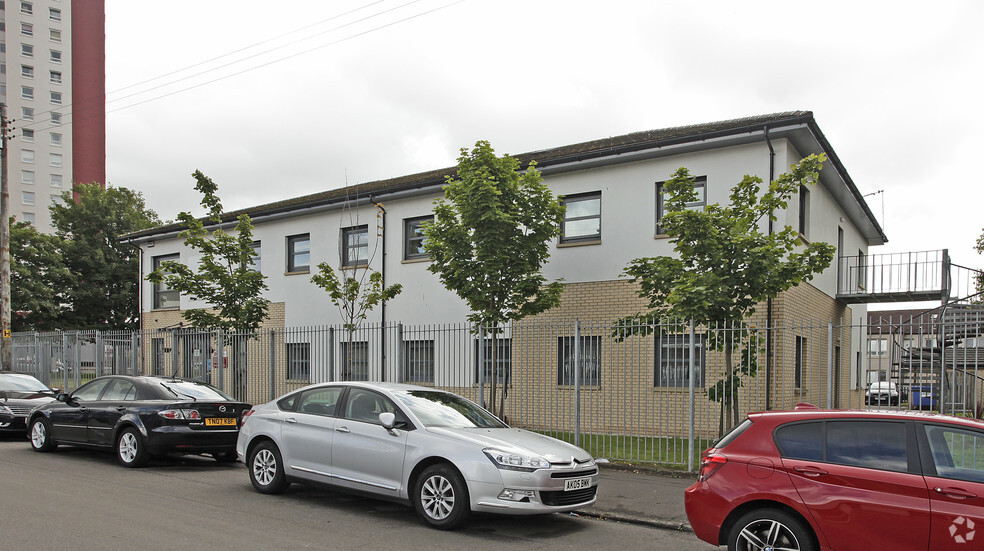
[22,129,34,142]
[475,337,511,384]
[21,170,34,184]
[50,174,62,187]
[152,254,180,309]
[404,216,432,260]
[656,176,706,234]
[341,225,369,267]
[340,341,369,381]
[557,335,601,386]
[21,191,35,205]
[655,333,705,387]
[248,241,261,272]
[560,192,601,243]
[403,340,435,383]
[286,233,310,272]
[22,212,35,225]
[287,343,311,381]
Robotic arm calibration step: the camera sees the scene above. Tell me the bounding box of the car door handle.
[935,487,979,499]
[793,466,828,477]
[335,426,351,434]
[284,417,297,424]
[115,406,126,412]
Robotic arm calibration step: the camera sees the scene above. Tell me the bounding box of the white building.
[1,0,106,232]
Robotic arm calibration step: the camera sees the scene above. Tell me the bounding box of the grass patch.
[533,429,714,470]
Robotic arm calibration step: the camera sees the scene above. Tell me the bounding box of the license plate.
[205,418,237,426]
[564,477,591,491]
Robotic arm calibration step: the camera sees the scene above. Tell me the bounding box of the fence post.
[216,330,224,389]
[95,331,103,377]
[478,325,486,409]
[397,323,405,383]
[131,332,139,375]
[688,318,696,472]
[170,329,179,378]
[574,320,581,449]
[269,330,277,401]
[827,322,834,409]
[328,327,335,382]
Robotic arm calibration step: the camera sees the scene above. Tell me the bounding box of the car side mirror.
[379,412,396,431]
[56,393,71,403]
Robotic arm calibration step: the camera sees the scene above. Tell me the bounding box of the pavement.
[574,464,696,532]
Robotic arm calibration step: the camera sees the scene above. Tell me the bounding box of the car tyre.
[116,427,150,468]
[414,463,470,530]
[29,416,57,452]
[727,508,816,551]
[248,441,289,494]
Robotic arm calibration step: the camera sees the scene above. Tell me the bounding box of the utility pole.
[1,103,11,369]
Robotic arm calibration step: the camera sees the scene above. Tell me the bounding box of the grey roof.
[123,111,885,243]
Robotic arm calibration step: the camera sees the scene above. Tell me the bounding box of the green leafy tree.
[9,219,72,331]
[424,141,565,416]
[311,207,403,380]
[614,154,836,435]
[51,184,161,329]
[147,171,268,397]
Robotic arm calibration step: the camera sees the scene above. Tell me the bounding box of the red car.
[685,404,984,551]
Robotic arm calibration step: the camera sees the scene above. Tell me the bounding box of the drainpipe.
[372,198,387,382]
[764,126,775,410]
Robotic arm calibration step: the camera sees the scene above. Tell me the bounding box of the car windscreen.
[0,373,50,392]
[395,390,507,429]
[157,380,233,401]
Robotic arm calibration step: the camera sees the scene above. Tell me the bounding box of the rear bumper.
[146,425,239,455]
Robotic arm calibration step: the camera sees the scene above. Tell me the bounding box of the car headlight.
[484,448,551,472]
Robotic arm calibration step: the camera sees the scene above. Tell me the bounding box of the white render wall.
[140,137,871,328]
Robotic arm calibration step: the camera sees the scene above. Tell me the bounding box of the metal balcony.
[837,249,980,304]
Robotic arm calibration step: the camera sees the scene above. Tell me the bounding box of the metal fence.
[13,308,984,470]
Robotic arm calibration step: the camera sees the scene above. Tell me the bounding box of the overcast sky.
[104,1,984,277]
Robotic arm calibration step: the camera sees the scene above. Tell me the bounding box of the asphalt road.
[0,434,716,551]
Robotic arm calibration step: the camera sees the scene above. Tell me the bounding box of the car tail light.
[241,409,255,423]
[698,452,727,482]
[157,409,201,420]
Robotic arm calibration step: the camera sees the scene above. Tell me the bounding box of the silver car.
[236,382,599,529]
[0,371,57,433]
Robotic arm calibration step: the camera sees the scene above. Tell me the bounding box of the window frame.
[341,225,369,267]
[654,333,706,387]
[656,176,707,235]
[403,216,432,260]
[152,254,180,310]
[475,337,511,384]
[560,191,602,244]
[557,335,602,386]
[403,340,435,384]
[286,342,311,382]
[286,233,310,273]
[339,341,369,381]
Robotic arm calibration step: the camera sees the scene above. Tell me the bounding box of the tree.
[9,219,72,331]
[424,141,565,417]
[614,154,836,435]
[311,205,402,380]
[147,171,268,397]
[51,184,161,329]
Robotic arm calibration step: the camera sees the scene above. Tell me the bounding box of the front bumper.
[469,464,599,515]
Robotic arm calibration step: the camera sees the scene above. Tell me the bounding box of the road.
[0,434,716,550]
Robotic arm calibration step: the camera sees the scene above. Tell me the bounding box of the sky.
[104,1,984,281]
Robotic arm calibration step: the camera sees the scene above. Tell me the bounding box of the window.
[50,111,61,125]
[20,1,32,15]
[341,225,369,267]
[656,176,706,234]
[21,107,34,120]
[248,241,261,272]
[22,212,35,225]
[924,425,984,482]
[286,233,310,273]
[21,85,34,100]
[827,420,908,472]
[49,49,61,63]
[49,153,62,167]
[50,174,62,187]
[152,254,180,309]
[72,380,111,403]
[21,191,35,205]
[403,340,435,383]
[795,336,807,389]
[22,129,34,143]
[20,22,32,36]
[655,333,705,387]
[340,341,368,381]
[799,185,810,237]
[557,335,601,386]
[49,132,61,146]
[286,343,310,381]
[21,43,33,57]
[21,170,34,184]
[297,387,342,416]
[48,7,60,21]
[775,421,823,460]
[49,70,60,84]
[21,64,33,78]
[49,91,61,104]
[867,337,888,357]
[49,28,61,42]
[50,194,64,207]
[101,379,137,401]
[21,149,34,163]
[344,388,402,426]
[560,192,601,243]
[404,216,432,260]
[475,337,511,384]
